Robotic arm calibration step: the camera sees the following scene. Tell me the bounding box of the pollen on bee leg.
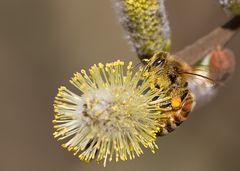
[171,97,182,108]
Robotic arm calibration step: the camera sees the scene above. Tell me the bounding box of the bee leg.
[149,96,171,105]
[176,91,195,119]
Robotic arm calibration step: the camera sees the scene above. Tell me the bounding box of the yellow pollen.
[95,111,101,116]
[98,63,104,68]
[171,97,182,108]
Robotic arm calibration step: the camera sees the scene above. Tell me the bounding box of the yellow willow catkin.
[53,60,165,166]
[115,0,171,60]
[219,0,240,15]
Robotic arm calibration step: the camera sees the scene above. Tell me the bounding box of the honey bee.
[145,51,214,136]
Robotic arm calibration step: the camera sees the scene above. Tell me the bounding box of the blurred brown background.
[0,0,239,171]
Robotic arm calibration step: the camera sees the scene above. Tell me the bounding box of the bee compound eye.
[152,58,165,67]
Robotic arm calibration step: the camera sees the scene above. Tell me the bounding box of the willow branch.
[175,15,240,65]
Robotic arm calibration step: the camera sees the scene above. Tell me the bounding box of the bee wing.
[187,72,218,109]
[187,47,235,108]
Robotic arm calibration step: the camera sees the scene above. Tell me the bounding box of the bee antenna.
[180,71,216,85]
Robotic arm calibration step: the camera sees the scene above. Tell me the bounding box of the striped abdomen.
[157,90,195,136]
